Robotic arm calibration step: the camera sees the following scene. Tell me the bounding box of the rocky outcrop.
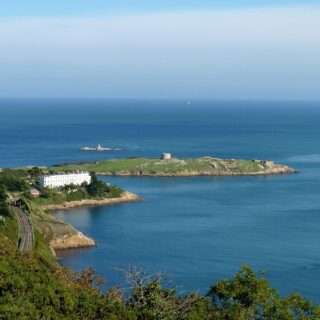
[42,192,141,211]
[259,164,296,175]
[50,231,95,250]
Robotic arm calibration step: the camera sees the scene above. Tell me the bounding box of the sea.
[1,98,320,301]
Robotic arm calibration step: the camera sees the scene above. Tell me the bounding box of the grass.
[55,158,151,173]
[32,188,122,207]
[235,160,263,172]
[0,204,55,267]
[53,157,268,176]
[33,230,56,267]
[0,212,18,244]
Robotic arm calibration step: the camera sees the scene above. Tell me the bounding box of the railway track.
[13,206,33,252]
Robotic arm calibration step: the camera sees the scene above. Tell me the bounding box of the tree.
[0,184,9,217]
[28,166,42,177]
[207,266,320,320]
[0,169,30,192]
[86,172,110,198]
[0,184,8,203]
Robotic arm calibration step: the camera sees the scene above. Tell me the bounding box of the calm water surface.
[1,99,320,300]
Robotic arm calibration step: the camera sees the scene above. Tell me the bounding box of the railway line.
[13,205,33,252]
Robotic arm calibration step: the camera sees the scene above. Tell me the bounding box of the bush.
[0,184,10,217]
[109,186,123,198]
[0,169,30,192]
[207,266,320,319]
[86,173,123,198]
[28,167,43,177]
[1,240,320,320]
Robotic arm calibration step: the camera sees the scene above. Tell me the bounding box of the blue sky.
[2,1,320,16]
[0,1,320,99]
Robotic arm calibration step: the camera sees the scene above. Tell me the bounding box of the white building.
[161,153,172,160]
[30,188,41,197]
[39,172,91,189]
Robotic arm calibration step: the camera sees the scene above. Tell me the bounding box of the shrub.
[0,169,30,192]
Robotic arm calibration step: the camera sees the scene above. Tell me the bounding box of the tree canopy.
[1,236,320,320]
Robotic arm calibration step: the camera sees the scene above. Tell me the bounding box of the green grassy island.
[53,156,296,177]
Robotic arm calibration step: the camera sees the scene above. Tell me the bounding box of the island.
[53,155,296,177]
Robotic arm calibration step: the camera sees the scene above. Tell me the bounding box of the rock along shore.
[95,165,296,177]
[45,192,140,251]
[42,191,141,211]
[50,231,96,250]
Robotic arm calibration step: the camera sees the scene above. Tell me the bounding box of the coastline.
[42,191,141,211]
[45,163,293,253]
[50,231,96,251]
[95,166,296,177]
[45,192,141,251]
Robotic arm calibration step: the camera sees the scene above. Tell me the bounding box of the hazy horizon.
[1,1,319,100]
[1,96,319,104]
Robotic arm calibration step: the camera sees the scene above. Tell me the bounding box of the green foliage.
[0,184,8,203]
[86,172,123,198]
[86,172,110,197]
[1,239,320,320]
[0,234,135,320]
[33,230,57,267]
[109,185,123,198]
[0,214,18,243]
[0,167,317,320]
[128,272,178,320]
[207,266,320,320]
[53,157,271,176]
[34,188,65,205]
[127,277,213,320]
[0,169,30,192]
[27,166,43,177]
[0,184,12,241]
[33,174,123,206]
[0,184,9,217]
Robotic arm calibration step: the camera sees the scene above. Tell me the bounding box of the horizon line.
[0,97,319,103]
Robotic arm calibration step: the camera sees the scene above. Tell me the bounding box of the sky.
[0,1,319,100]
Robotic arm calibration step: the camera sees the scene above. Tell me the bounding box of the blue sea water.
[1,99,320,300]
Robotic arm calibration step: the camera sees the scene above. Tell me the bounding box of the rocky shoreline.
[45,192,140,251]
[53,157,296,177]
[42,191,141,211]
[50,231,96,250]
[95,164,296,177]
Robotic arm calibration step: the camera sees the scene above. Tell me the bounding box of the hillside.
[1,229,320,319]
